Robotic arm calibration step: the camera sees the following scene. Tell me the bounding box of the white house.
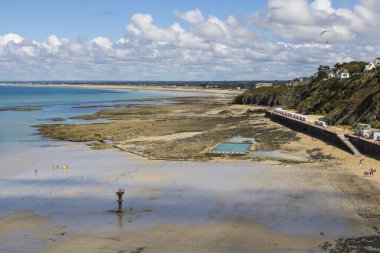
[372,131,380,141]
[365,62,376,72]
[337,68,350,80]
[364,57,380,72]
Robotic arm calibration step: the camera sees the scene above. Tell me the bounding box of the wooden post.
[116,188,125,213]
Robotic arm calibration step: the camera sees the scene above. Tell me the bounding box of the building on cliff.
[364,57,380,72]
[326,68,350,80]
[336,68,350,80]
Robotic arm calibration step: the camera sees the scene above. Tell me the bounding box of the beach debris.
[218,109,232,115]
[116,188,125,213]
[364,168,377,176]
[320,235,380,252]
[131,247,146,253]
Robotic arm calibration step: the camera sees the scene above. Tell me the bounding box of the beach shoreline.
[1,138,379,253]
[1,87,380,252]
[0,83,242,95]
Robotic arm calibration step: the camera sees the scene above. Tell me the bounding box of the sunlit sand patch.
[130,188,160,200]
[123,132,204,143]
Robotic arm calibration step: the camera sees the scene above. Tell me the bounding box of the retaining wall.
[344,134,380,159]
[265,111,353,154]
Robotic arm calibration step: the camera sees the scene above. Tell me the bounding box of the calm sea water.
[0,85,199,155]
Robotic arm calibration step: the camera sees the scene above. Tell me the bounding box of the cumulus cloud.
[255,0,380,44]
[0,33,24,46]
[1,1,380,81]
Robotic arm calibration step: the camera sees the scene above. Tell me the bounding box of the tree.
[313,65,330,81]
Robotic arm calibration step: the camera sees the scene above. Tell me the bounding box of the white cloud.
[0,33,24,46]
[127,13,177,42]
[255,0,380,44]
[91,37,113,49]
[1,2,380,81]
[311,0,334,13]
[175,8,204,23]
[266,0,314,25]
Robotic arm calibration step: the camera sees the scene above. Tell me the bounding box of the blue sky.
[1,0,269,41]
[0,0,356,41]
[0,0,376,81]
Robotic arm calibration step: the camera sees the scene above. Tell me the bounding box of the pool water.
[210,142,252,154]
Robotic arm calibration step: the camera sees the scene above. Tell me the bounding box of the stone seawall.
[265,111,353,154]
[344,134,380,160]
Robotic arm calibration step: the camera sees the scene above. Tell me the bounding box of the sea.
[0,85,201,156]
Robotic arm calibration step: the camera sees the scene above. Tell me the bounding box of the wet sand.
[1,138,379,252]
[1,93,380,252]
[0,83,241,95]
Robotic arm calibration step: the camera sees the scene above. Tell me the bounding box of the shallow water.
[0,85,360,252]
[0,143,356,238]
[251,150,309,162]
[0,85,202,156]
[210,142,252,154]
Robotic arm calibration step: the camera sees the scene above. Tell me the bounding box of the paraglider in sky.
[320,30,332,44]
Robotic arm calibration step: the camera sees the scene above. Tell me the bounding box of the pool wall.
[206,137,255,156]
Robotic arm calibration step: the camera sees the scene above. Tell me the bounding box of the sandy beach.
[0,83,242,95]
[1,91,380,253]
[1,138,379,252]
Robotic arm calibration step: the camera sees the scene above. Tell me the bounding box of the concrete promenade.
[267,111,362,156]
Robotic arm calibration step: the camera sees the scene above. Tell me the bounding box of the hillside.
[233,68,380,127]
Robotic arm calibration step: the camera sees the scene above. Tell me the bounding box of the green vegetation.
[0,107,41,112]
[233,85,301,106]
[335,61,368,74]
[50,117,65,122]
[313,65,330,81]
[234,62,380,126]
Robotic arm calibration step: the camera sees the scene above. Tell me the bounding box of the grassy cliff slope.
[234,69,380,127]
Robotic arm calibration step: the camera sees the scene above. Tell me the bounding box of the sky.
[0,0,377,81]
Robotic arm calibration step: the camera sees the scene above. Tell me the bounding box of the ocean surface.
[0,85,200,156]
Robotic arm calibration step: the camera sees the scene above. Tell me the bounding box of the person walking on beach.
[359,158,365,166]
[34,169,38,176]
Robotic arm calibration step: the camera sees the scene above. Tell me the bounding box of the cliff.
[234,68,380,127]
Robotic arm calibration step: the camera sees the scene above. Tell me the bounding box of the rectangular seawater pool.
[209,142,252,154]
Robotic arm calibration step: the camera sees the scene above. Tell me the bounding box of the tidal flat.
[1,89,380,252]
[37,96,300,160]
